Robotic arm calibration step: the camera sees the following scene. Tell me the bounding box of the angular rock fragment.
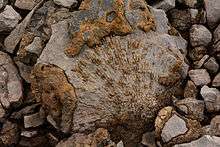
[193,54,209,69]
[0,51,23,108]
[200,85,220,112]
[32,0,185,145]
[15,61,32,83]
[190,25,212,47]
[204,0,220,28]
[53,0,78,8]
[209,115,220,136]
[21,130,38,138]
[15,0,41,10]
[204,57,219,74]
[0,5,21,32]
[0,0,7,10]
[4,0,43,53]
[184,80,198,99]
[174,98,205,121]
[0,121,19,146]
[189,46,207,61]
[153,0,175,12]
[174,135,220,147]
[188,69,211,86]
[141,132,156,147]
[155,106,202,146]
[150,7,169,34]
[24,112,44,128]
[212,72,220,87]
[56,128,115,147]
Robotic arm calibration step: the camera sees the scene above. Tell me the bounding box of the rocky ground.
[0,0,220,146]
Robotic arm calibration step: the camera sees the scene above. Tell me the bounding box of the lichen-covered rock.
[0,51,23,108]
[65,0,155,57]
[189,46,207,61]
[174,98,205,121]
[31,0,185,145]
[184,80,198,99]
[31,64,77,133]
[56,128,115,147]
[0,121,19,146]
[155,106,202,146]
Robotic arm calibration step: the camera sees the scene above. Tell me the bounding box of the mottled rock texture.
[31,0,185,145]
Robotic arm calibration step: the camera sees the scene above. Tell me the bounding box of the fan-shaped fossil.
[31,0,184,145]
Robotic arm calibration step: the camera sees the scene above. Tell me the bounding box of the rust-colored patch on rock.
[30,64,77,133]
[65,0,155,57]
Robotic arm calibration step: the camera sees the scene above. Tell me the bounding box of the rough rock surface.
[200,85,220,112]
[212,72,220,87]
[15,0,41,10]
[155,106,202,146]
[31,0,185,145]
[0,51,23,108]
[56,128,115,147]
[188,69,211,86]
[174,135,220,147]
[204,0,220,28]
[0,5,21,32]
[53,0,78,8]
[190,25,212,47]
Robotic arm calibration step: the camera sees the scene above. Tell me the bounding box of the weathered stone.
[213,41,220,54]
[150,7,169,34]
[0,0,7,10]
[117,141,124,147]
[0,5,21,32]
[10,103,40,120]
[193,55,209,69]
[47,133,59,147]
[4,0,43,53]
[155,106,202,146]
[190,25,212,47]
[15,0,41,10]
[168,9,191,31]
[212,72,220,87]
[0,104,5,119]
[24,112,44,128]
[0,51,23,108]
[174,98,205,121]
[201,85,220,112]
[56,128,114,147]
[204,0,220,28]
[181,62,189,80]
[153,0,175,12]
[188,69,211,86]
[65,0,155,57]
[53,0,78,8]
[141,132,156,147]
[204,57,219,74]
[184,80,198,99]
[214,24,220,43]
[177,0,197,7]
[174,135,220,147]
[210,115,220,136]
[189,46,207,61]
[0,121,19,146]
[15,61,32,83]
[31,0,185,145]
[21,130,38,138]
